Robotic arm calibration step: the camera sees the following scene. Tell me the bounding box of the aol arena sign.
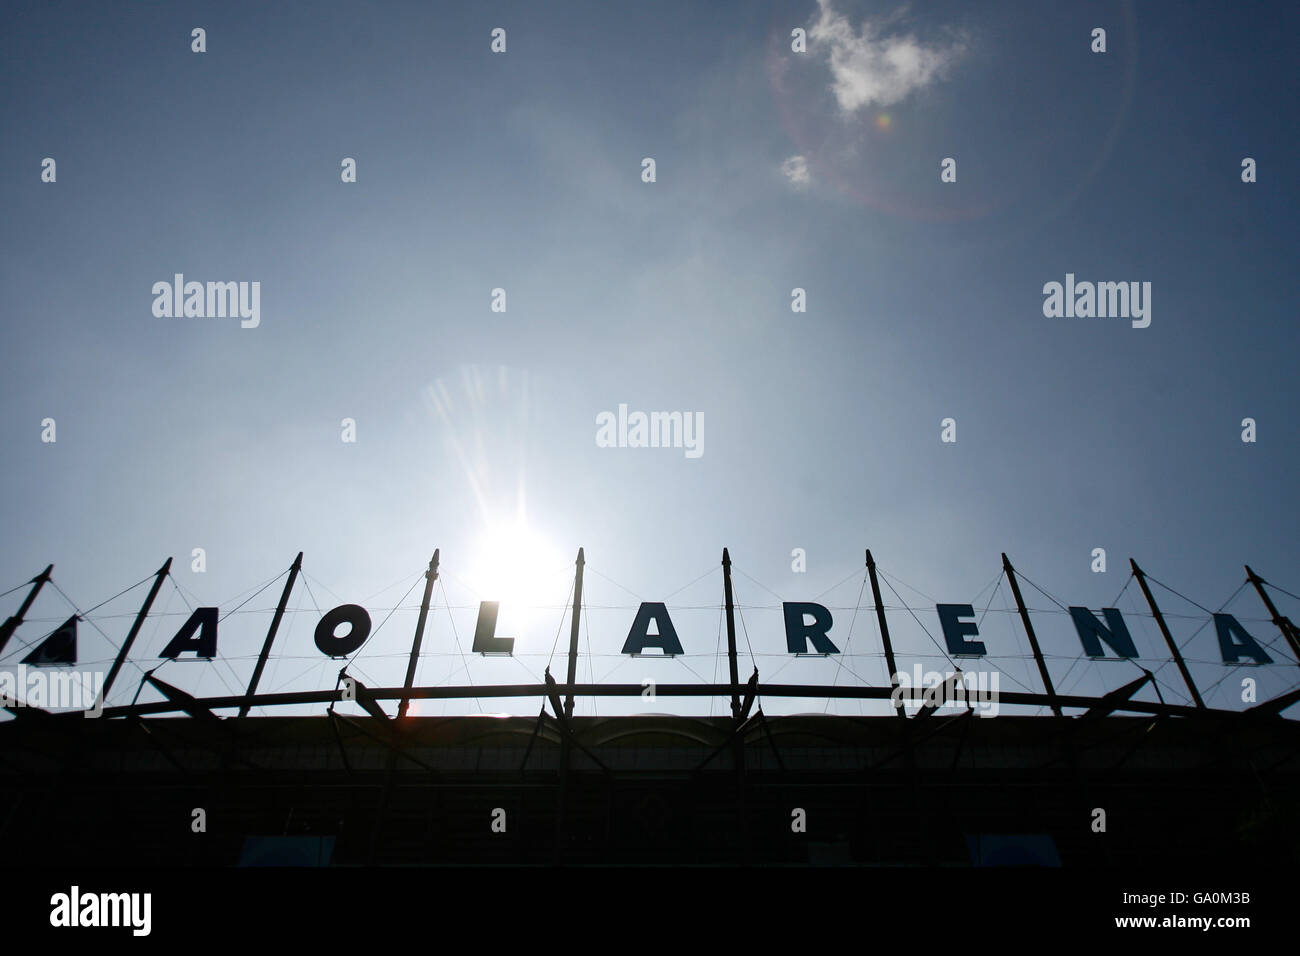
[2,549,1287,718]
[137,567,1276,667]
[83,589,1276,666]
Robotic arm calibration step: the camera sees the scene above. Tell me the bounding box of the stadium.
[2,547,1297,867]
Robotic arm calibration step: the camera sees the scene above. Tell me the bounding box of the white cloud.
[780,155,811,188]
[810,0,966,114]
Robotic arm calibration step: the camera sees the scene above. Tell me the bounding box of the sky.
[1,0,1297,719]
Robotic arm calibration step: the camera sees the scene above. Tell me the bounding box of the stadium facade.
[2,547,1298,866]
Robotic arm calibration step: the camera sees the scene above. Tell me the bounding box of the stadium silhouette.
[3,548,1298,866]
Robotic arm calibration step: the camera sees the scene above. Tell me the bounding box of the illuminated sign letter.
[621,602,684,656]
[937,604,985,656]
[1214,613,1272,664]
[22,615,78,665]
[1068,607,1137,658]
[783,602,837,654]
[471,601,514,655]
[159,607,218,658]
[314,604,371,658]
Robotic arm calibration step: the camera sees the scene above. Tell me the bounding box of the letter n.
[1068,607,1137,658]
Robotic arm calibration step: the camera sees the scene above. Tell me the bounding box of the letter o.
[315,604,372,657]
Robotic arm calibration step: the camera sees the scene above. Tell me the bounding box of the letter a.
[1042,281,1064,318]
[159,607,219,659]
[621,603,685,655]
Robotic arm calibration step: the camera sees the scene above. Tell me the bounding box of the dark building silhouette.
[2,711,1296,866]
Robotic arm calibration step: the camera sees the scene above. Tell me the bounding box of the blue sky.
[1,0,1297,717]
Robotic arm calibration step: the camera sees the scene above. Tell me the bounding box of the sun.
[465,519,573,640]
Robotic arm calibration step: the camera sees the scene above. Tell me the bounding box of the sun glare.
[465,520,573,639]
